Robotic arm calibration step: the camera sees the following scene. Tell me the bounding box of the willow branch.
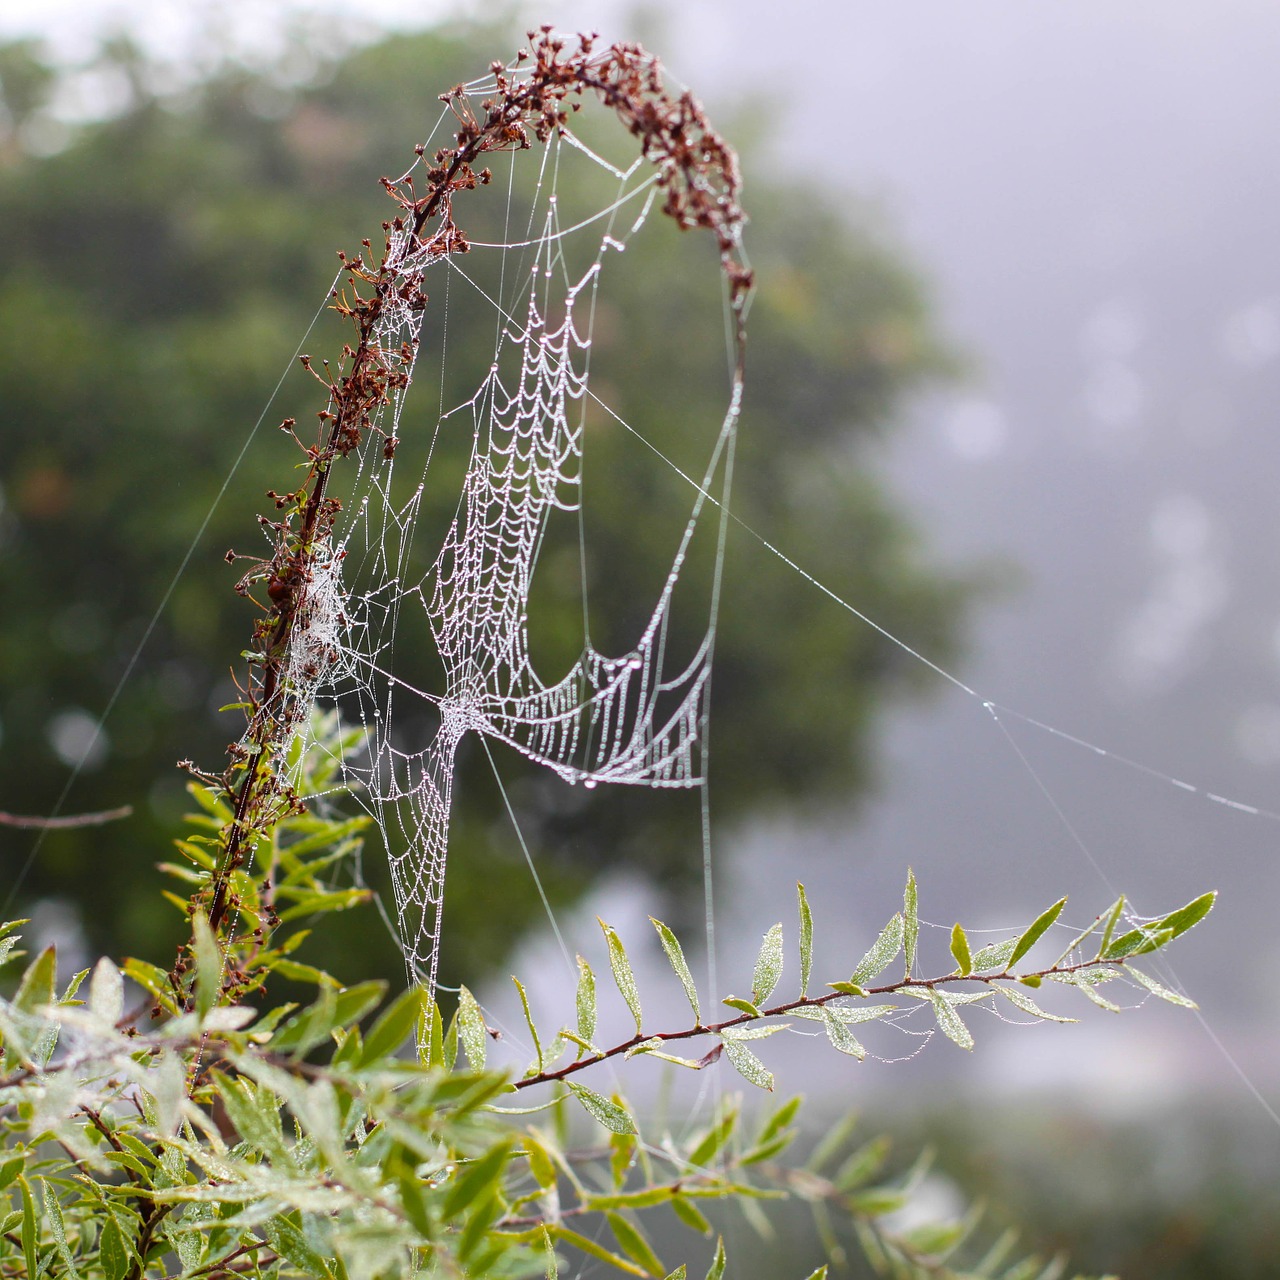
[512,956,1131,1090]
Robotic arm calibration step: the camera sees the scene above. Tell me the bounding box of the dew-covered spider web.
[269,36,750,998]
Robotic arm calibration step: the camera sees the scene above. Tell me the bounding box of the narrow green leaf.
[567,1083,636,1135]
[525,1135,558,1190]
[688,1106,738,1168]
[550,1225,648,1277]
[664,1268,688,1280]
[950,924,973,976]
[513,976,544,1074]
[1008,897,1067,968]
[1095,895,1128,959]
[650,920,700,1023]
[19,1177,38,1280]
[192,910,221,1019]
[826,981,867,997]
[756,1095,802,1148]
[601,919,643,1034]
[1127,966,1198,1008]
[705,1237,727,1280]
[834,1134,890,1191]
[214,1073,294,1169]
[1065,977,1123,1012]
[396,1161,436,1240]
[360,984,425,1066]
[43,1181,79,1279]
[457,984,488,1069]
[805,1110,860,1174]
[720,1036,774,1090]
[849,914,903,988]
[803,1269,830,1280]
[903,869,919,977]
[442,1140,513,1219]
[0,1157,21,1191]
[797,884,814,998]
[265,1212,333,1279]
[998,986,1078,1023]
[671,1196,713,1236]
[541,1223,558,1279]
[99,1214,131,1280]
[1050,895,1123,964]
[14,946,56,1014]
[575,955,598,1044]
[608,1212,666,1278]
[794,1003,897,1026]
[820,1008,866,1060]
[928,989,974,1049]
[1103,891,1216,960]
[721,996,761,1017]
[751,923,785,1007]
[425,996,446,1068]
[970,936,1017,972]
[1156,890,1217,940]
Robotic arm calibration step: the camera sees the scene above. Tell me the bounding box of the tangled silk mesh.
[270,35,751,996]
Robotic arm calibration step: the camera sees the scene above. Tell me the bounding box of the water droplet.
[583,778,597,789]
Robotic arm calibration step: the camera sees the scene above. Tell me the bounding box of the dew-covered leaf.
[705,1236,727,1280]
[720,1036,774,1091]
[513,976,544,1074]
[970,937,1017,971]
[998,985,1077,1023]
[457,984,488,1069]
[99,1214,131,1280]
[575,955,598,1045]
[265,1212,334,1278]
[903,870,919,977]
[820,1008,866,1060]
[751,923,785,1007]
[14,946,56,1015]
[1103,891,1216,960]
[601,920,643,1034]
[850,914,903,988]
[567,1083,636,1135]
[928,989,974,1049]
[1127,967,1198,1008]
[650,920,699,1023]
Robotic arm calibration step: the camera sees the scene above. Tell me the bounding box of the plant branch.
[512,956,1129,1090]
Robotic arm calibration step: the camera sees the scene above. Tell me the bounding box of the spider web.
[278,47,746,997]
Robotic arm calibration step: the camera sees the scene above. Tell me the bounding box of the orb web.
[271,37,750,997]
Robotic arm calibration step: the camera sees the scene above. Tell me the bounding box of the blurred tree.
[0,19,980,986]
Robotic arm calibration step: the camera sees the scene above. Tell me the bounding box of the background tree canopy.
[0,20,979,986]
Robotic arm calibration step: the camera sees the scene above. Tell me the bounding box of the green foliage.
[0,717,1211,1277]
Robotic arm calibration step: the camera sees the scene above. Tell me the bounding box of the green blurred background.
[0,4,1276,1275]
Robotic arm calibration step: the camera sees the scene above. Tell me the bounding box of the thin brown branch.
[512,957,1130,1090]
